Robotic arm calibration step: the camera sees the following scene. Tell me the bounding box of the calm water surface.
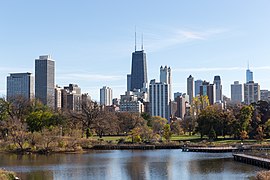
[0,150,264,180]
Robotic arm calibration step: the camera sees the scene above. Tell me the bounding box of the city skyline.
[1,1,270,100]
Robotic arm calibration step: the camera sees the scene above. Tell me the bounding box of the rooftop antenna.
[141,33,144,50]
[135,26,137,51]
[247,60,250,70]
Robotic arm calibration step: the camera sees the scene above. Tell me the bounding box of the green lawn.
[170,135,201,141]
[91,136,126,141]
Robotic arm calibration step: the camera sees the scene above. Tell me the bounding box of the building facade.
[195,80,203,97]
[199,81,216,105]
[7,72,34,101]
[149,79,170,121]
[119,91,144,113]
[63,84,82,111]
[100,86,112,106]
[35,55,55,108]
[231,81,243,104]
[260,90,270,102]
[244,81,260,104]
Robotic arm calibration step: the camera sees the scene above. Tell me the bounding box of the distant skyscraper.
[199,81,216,105]
[174,93,188,119]
[7,72,34,101]
[246,65,253,83]
[100,86,113,106]
[195,79,203,96]
[260,90,270,102]
[244,81,260,104]
[213,75,222,102]
[130,50,147,91]
[160,66,172,100]
[231,81,243,104]
[64,84,82,111]
[35,55,55,107]
[187,75,194,104]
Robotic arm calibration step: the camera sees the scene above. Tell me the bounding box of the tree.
[254,126,265,142]
[151,116,167,134]
[93,111,119,138]
[170,120,183,135]
[117,112,145,134]
[188,95,210,134]
[80,100,101,138]
[26,110,54,132]
[196,106,220,139]
[163,124,172,142]
[230,105,253,139]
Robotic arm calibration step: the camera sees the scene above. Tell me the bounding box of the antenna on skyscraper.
[135,26,137,51]
[141,33,144,50]
[247,60,250,70]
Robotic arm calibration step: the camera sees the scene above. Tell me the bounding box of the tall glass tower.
[35,55,55,108]
[130,50,147,91]
[246,69,253,83]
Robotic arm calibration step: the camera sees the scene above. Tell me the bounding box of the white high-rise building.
[7,72,34,101]
[244,81,260,104]
[160,66,172,100]
[55,85,62,110]
[149,79,170,121]
[231,81,242,104]
[100,86,112,106]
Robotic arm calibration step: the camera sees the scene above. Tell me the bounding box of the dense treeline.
[184,96,270,141]
[1,95,270,152]
[0,96,180,152]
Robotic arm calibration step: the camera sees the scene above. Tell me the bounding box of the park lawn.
[92,136,126,141]
[170,135,201,141]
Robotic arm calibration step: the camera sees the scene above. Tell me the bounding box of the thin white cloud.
[173,66,270,72]
[145,27,228,52]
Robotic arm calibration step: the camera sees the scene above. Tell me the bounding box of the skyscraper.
[244,81,260,104]
[100,86,113,106]
[213,75,222,102]
[149,79,170,121]
[199,81,216,105]
[246,69,253,83]
[130,50,147,91]
[7,72,34,101]
[187,75,194,104]
[35,55,55,107]
[195,79,203,96]
[231,81,242,104]
[160,66,172,100]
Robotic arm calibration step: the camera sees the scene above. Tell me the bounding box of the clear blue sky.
[1,1,270,101]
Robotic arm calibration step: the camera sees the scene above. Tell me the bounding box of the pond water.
[0,150,264,180]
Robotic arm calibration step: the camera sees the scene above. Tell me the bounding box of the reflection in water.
[0,150,264,180]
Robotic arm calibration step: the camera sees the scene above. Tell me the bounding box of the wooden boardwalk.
[233,154,270,169]
[182,146,238,153]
